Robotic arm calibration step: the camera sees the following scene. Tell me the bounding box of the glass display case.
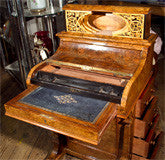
[3,0,64,88]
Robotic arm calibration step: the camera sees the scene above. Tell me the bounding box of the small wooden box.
[64,4,151,39]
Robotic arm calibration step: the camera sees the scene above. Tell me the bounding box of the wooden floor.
[0,58,165,160]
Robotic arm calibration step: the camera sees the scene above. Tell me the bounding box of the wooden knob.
[151,89,155,93]
[149,122,153,127]
[145,100,150,106]
[150,140,155,145]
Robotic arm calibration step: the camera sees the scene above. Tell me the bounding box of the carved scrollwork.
[115,13,144,38]
[65,10,145,39]
[65,10,91,32]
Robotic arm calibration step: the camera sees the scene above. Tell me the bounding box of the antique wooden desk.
[5,4,162,160]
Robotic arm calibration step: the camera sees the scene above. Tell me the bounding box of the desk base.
[46,118,132,160]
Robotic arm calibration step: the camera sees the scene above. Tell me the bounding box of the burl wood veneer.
[4,4,161,160]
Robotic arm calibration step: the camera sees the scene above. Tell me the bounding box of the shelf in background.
[4,60,22,85]
[12,7,63,18]
[5,60,20,72]
[4,60,29,87]
[0,34,14,47]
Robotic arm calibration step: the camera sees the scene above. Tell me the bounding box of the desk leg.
[46,133,67,160]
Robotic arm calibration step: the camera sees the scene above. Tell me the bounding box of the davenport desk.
[4,4,163,160]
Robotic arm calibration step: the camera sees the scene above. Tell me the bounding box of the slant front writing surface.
[5,85,117,145]
[19,87,109,123]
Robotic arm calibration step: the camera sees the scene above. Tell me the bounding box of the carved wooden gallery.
[4,4,163,160]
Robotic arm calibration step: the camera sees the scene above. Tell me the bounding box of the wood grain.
[120,34,157,118]
[132,137,150,157]
[2,3,160,160]
[63,4,151,14]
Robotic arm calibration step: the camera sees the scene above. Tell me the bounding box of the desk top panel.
[19,87,109,123]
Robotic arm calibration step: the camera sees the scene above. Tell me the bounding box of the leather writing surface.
[19,87,109,123]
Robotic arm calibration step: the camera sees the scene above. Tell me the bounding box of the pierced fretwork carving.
[65,10,91,33]
[65,10,145,39]
[114,13,145,38]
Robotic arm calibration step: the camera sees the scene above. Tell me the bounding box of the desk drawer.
[133,137,150,158]
[134,113,159,139]
[134,97,158,139]
[135,76,155,118]
[132,131,163,159]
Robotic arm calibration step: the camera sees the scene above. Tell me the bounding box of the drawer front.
[149,131,163,159]
[132,137,150,157]
[145,114,160,142]
[134,96,158,138]
[134,112,159,139]
[142,97,158,124]
[135,76,155,118]
[132,131,163,159]
[134,118,149,138]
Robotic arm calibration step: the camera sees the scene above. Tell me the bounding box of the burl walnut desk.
[5,4,162,160]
